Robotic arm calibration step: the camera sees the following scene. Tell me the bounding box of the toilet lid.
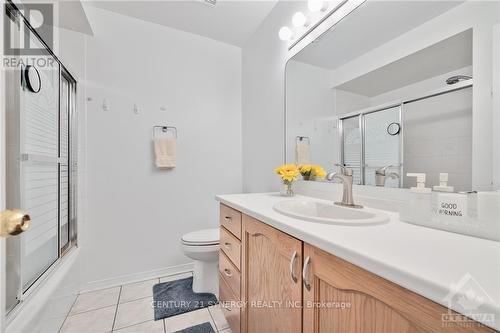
[181,228,219,245]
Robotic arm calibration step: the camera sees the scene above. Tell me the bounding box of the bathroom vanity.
[216,193,499,333]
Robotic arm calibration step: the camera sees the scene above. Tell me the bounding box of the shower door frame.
[1,12,7,332]
[2,1,79,323]
[340,80,474,188]
[340,103,403,187]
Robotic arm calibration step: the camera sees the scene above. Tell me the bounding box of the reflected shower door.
[342,116,362,184]
[363,106,401,187]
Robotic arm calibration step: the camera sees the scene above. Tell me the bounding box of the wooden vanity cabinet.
[219,204,494,333]
[241,214,303,333]
[219,204,242,333]
[302,244,494,333]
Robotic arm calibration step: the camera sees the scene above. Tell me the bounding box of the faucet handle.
[376,165,394,175]
[335,163,347,175]
[335,164,353,176]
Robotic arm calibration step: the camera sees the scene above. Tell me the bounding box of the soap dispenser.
[433,173,454,192]
[399,173,432,224]
[407,173,431,194]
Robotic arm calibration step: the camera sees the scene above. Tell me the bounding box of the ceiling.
[88,0,279,46]
[293,1,464,70]
[59,1,94,35]
[13,0,94,35]
[336,29,472,96]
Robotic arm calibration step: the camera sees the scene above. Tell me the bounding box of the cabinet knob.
[224,268,232,277]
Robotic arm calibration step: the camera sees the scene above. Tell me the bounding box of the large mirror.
[285,1,499,192]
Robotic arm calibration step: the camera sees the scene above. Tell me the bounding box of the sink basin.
[273,200,389,225]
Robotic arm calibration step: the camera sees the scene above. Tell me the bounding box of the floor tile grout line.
[206,306,220,332]
[78,285,121,295]
[119,294,154,305]
[112,278,160,332]
[66,303,120,317]
[111,285,123,331]
[63,274,197,333]
[58,294,80,333]
[112,318,157,332]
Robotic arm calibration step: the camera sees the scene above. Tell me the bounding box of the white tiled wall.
[403,87,472,191]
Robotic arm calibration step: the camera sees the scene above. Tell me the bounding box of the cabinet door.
[302,244,493,333]
[241,215,302,333]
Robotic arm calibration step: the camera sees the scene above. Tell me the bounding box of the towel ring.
[153,126,177,139]
[296,136,310,145]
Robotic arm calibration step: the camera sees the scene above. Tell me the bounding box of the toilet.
[181,228,219,295]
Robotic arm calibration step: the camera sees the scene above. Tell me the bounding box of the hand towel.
[295,141,310,165]
[154,138,176,168]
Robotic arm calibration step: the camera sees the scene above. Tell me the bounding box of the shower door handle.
[0,209,31,237]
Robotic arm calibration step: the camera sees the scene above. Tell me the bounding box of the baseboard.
[82,262,195,293]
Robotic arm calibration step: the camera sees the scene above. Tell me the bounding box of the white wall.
[82,7,242,287]
[334,89,370,116]
[242,1,307,192]
[285,60,337,169]
[369,66,472,106]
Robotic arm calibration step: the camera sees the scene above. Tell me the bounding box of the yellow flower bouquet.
[274,164,300,196]
[299,164,326,181]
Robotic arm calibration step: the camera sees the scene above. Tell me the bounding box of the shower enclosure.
[341,85,473,191]
[4,3,78,316]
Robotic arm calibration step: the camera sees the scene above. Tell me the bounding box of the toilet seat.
[181,228,219,246]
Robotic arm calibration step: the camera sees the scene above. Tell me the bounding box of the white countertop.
[216,192,500,330]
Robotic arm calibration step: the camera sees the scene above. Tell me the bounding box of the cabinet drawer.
[220,227,241,270]
[219,273,240,333]
[220,204,242,239]
[219,251,240,297]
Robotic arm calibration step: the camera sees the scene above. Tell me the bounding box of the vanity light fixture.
[308,0,328,12]
[292,12,309,27]
[279,26,293,41]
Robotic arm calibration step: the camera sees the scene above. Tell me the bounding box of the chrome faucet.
[326,164,363,209]
[375,165,400,187]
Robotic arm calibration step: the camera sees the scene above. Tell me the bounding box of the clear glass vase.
[280,181,294,197]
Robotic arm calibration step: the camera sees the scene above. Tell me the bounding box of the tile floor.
[60,272,231,333]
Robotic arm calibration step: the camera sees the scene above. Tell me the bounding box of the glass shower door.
[363,106,401,187]
[19,57,60,291]
[4,6,76,313]
[341,116,362,185]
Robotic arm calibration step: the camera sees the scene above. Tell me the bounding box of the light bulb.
[278,26,293,41]
[308,0,328,12]
[292,12,308,27]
